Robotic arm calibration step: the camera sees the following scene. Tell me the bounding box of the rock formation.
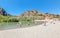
[0,8,10,16]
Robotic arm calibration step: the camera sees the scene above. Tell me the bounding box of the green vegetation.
[0,15,44,28]
[0,9,60,29]
[18,16,44,27]
[0,16,10,22]
[0,16,19,22]
[0,16,18,29]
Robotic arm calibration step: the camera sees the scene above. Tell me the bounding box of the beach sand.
[0,20,60,38]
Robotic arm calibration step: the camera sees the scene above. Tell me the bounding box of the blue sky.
[0,0,60,16]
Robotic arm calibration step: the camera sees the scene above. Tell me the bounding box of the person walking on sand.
[44,21,46,26]
[44,20,48,26]
[44,15,49,26]
[53,19,55,24]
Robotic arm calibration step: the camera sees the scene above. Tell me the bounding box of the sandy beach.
[0,20,60,38]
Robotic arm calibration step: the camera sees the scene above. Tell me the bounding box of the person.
[53,19,55,24]
[44,15,49,26]
[44,21,47,26]
[50,20,53,24]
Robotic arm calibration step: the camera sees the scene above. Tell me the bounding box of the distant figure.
[44,15,49,26]
[44,21,47,26]
[53,23,55,24]
[53,19,55,24]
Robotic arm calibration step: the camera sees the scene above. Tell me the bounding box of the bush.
[0,16,19,22]
[8,18,19,22]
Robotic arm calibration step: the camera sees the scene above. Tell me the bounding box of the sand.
[0,20,60,38]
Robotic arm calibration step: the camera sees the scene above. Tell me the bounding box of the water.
[0,21,43,30]
[0,22,19,30]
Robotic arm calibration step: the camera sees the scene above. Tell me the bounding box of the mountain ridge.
[0,8,11,16]
[19,10,60,20]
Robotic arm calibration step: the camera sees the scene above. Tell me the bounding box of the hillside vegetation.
[19,10,60,20]
[0,8,18,22]
[17,10,60,26]
[0,8,60,26]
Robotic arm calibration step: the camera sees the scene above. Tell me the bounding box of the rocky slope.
[19,10,60,20]
[0,8,10,16]
[20,10,45,17]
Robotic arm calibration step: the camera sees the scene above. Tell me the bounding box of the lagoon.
[0,22,18,30]
[0,21,43,30]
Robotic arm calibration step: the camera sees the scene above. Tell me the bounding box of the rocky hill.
[19,10,60,20]
[20,10,45,17]
[19,10,45,20]
[0,8,10,16]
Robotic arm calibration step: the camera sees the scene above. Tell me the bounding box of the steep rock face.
[20,10,45,17]
[18,10,45,20]
[0,8,10,16]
